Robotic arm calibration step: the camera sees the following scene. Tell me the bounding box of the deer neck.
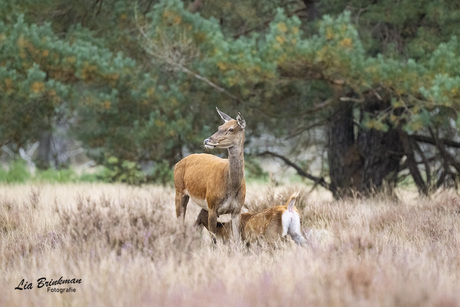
[227,137,245,189]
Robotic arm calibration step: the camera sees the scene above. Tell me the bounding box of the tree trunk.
[327,101,362,198]
[357,127,402,195]
[303,0,320,21]
[327,99,404,198]
[37,131,52,169]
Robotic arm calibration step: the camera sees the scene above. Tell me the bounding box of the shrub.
[33,167,78,183]
[0,160,30,183]
[56,190,201,257]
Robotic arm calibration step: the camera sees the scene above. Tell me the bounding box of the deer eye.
[228,127,234,132]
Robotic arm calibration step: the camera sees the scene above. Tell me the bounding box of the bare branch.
[286,121,324,140]
[413,134,460,149]
[339,96,364,103]
[134,8,243,104]
[258,150,330,190]
[399,129,428,195]
[413,139,432,190]
[302,98,333,114]
[429,128,460,173]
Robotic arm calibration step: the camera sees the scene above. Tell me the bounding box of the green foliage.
[0,160,30,183]
[0,159,77,183]
[149,160,174,185]
[98,157,145,185]
[245,157,266,180]
[77,172,102,183]
[362,112,389,133]
[1,0,459,187]
[141,0,458,136]
[34,167,78,183]
[318,0,460,59]
[0,4,211,179]
[0,160,99,183]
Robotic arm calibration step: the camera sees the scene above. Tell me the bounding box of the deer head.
[203,108,246,150]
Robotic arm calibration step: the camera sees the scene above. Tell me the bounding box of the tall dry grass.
[0,183,459,306]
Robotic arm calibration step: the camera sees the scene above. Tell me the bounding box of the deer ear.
[216,107,233,122]
[236,113,246,129]
[287,192,299,211]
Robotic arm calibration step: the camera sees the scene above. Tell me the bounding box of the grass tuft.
[0,184,459,306]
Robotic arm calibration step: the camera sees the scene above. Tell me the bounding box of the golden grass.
[0,183,459,306]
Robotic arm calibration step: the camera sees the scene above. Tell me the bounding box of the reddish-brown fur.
[194,209,253,241]
[243,206,288,243]
[195,193,307,246]
[174,108,246,238]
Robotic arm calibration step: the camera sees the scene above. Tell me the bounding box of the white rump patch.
[281,210,301,237]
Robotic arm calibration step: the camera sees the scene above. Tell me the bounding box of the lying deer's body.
[195,193,307,247]
[174,108,246,238]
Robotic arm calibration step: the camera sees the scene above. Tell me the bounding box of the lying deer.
[195,193,307,247]
[174,108,246,239]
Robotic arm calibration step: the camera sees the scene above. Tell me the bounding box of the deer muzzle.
[203,138,218,149]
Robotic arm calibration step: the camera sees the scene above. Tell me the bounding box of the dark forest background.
[1,0,459,197]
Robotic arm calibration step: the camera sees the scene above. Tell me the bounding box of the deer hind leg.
[290,232,308,247]
[288,215,307,247]
[175,192,189,221]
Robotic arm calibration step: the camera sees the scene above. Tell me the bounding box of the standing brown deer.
[173,108,246,239]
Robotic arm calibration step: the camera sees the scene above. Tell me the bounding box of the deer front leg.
[207,208,218,244]
[231,212,241,242]
[207,209,217,234]
[230,189,244,242]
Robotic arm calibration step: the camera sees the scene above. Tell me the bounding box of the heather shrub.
[0,184,459,307]
[56,189,202,258]
[0,188,63,267]
[244,185,306,213]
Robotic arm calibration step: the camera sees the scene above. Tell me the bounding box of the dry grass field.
[0,183,459,307]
